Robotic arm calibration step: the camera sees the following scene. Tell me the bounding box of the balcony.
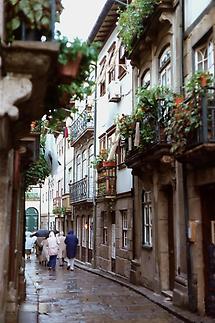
[1,0,60,141]
[62,194,71,212]
[69,176,93,204]
[125,123,171,170]
[70,108,94,146]
[177,88,215,166]
[97,163,116,199]
[53,196,62,208]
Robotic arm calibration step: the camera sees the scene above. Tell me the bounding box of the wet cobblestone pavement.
[19,256,186,323]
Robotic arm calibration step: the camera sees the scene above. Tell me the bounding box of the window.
[194,37,214,75]
[159,46,171,87]
[117,139,126,165]
[99,135,106,153]
[82,216,87,247]
[76,154,81,181]
[89,216,93,249]
[108,42,116,83]
[142,191,152,247]
[82,150,87,178]
[101,211,108,244]
[121,210,128,249]
[99,57,106,96]
[76,217,81,245]
[118,44,126,79]
[141,69,151,89]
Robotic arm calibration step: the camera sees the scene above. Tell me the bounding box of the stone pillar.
[173,162,189,307]
[130,175,141,284]
[0,74,32,322]
[0,148,14,322]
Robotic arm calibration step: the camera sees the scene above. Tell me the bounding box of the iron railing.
[70,109,94,145]
[97,165,116,198]
[69,176,93,203]
[191,87,215,145]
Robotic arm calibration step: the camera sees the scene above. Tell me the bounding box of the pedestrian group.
[32,230,78,271]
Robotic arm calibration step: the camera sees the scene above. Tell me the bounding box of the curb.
[75,260,213,323]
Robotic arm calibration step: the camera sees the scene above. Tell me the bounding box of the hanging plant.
[117,0,159,54]
[57,33,100,102]
[24,140,50,189]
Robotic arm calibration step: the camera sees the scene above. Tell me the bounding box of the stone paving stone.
[21,256,186,323]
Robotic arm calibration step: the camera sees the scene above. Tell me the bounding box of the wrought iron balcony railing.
[97,164,116,198]
[69,176,93,203]
[187,87,215,146]
[70,109,94,146]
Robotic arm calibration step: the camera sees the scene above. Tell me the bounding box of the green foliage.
[116,85,174,146]
[57,34,100,101]
[117,0,159,54]
[25,149,50,188]
[165,71,214,153]
[53,206,65,215]
[5,0,63,42]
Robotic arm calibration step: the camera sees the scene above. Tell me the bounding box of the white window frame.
[121,210,128,249]
[141,69,151,89]
[159,46,171,87]
[142,191,152,247]
[194,38,214,75]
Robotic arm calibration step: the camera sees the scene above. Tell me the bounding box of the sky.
[56,0,107,41]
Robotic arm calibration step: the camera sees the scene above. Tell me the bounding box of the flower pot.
[200,75,207,87]
[102,161,116,167]
[58,53,82,84]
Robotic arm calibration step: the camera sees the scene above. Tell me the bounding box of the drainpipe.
[180,0,196,311]
[92,63,98,269]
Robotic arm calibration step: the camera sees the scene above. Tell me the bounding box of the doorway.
[111,211,116,272]
[200,184,215,317]
[162,185,175,292]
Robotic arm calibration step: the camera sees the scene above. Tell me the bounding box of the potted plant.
[165,71,214,154]
[24,146,50,189]
[5,0,63,42]
[57,34,99,84]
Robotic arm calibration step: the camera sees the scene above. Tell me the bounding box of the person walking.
[25,232,36,260]
[47,231,59,271]
[65,230,78,271]
[58,231,66,266]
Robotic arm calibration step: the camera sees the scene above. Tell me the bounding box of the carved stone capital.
[0,75,32,120]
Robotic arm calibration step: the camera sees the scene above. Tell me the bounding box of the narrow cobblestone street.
[18,256,187,323]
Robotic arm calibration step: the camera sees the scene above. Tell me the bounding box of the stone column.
[0,74,32,322]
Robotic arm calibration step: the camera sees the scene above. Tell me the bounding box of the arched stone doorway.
[25,207,39,232]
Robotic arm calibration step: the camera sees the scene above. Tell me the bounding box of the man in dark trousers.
[65,230,78,271]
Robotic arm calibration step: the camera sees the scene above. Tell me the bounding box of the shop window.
[194,36,214,75]
[121,210,128,249]
[142,190,152,247]
[159,46,171,87]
